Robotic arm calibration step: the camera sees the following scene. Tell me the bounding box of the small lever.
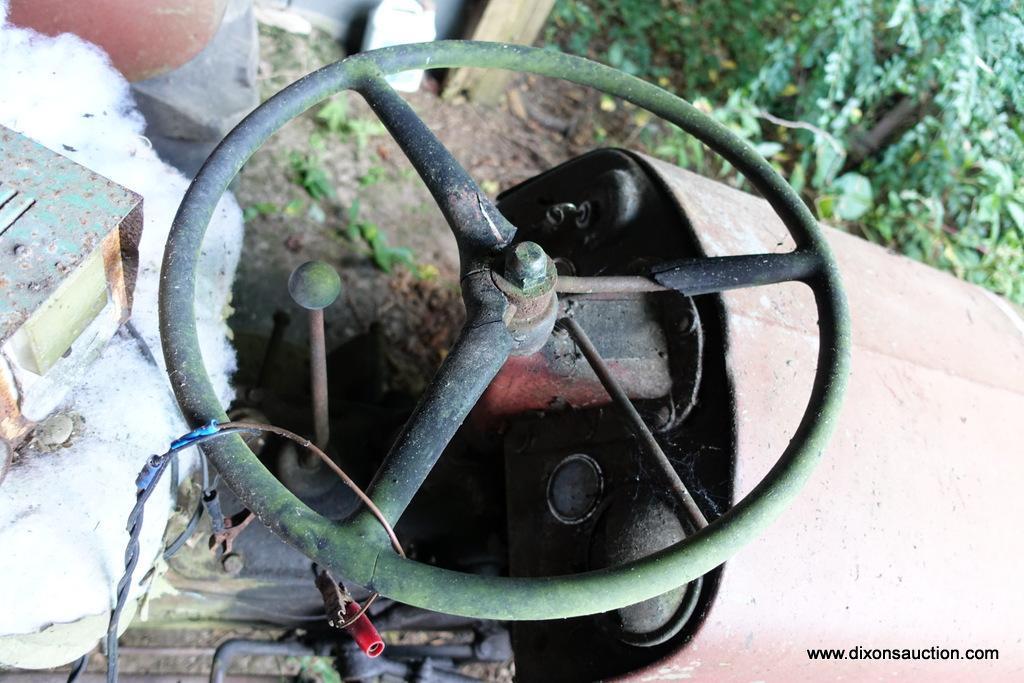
[288,261,341,461]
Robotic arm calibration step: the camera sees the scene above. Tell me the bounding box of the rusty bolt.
[505,241,551,292]
[221,552,244,575]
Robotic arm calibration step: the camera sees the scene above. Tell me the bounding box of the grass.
[244,85,435,280]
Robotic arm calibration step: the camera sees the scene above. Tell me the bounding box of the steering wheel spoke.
[354,74,515,268]
[555,251,821,296]
[651,250,821,295]
[353,309,514,528]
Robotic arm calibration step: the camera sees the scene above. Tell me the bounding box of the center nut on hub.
[494,241,558,355]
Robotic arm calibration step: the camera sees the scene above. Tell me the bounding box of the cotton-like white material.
[0,2,242,667]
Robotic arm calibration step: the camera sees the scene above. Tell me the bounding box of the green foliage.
[243,199,311,221]
[548,0,1024,303]
[831,173,874,221]
[748,0,1024,300]
[316,98,350,133]
[292,656,342,683]
[344,199,426,275]
[280,96,435,277]
[316,97,387,150]
[242,201,278,222]
[546,0,813,94]
[643,92,774,187]
[359,164,388,187]
[289,151,335,200]
[283,198,305,216]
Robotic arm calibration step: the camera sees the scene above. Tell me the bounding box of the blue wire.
[169,420,221,450]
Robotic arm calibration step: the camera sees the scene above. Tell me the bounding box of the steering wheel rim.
[159,41,850,620]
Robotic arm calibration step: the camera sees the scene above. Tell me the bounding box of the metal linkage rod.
[555,275,668,295]
[561,317,708,530]
[209,639,317,683]
[308,308,330,449]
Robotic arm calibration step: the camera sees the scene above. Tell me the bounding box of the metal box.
[0,127,143,461]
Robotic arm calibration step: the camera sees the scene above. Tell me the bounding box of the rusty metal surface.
[0,127,142,448]
[7,0,228,82]
[0,128,142,343]
[474,294,681,420]
[556,275,668,294]
[307,308,330,451]
[491,245,559,356]
[0,356,27,450]
[623,158,1024,681]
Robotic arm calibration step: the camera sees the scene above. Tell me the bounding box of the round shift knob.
[288,261,341,310]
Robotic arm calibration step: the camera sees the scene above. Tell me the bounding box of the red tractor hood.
[620,157,1024,681]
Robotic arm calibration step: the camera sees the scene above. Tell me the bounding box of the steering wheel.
[159,41,850,620]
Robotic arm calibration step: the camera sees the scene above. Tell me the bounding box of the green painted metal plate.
[0,127,141,344]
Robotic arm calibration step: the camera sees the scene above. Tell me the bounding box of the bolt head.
[221,552,244,575]
[288,261,341,310]
[35,413,74,448]
[505,241,551,291]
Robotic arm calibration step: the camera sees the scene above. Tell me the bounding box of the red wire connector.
[342,600,385,657]
[315,567,385,658]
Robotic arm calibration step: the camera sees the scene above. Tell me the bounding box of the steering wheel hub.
[492,240,558,354]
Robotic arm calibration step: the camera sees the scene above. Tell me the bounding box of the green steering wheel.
[159,41,850,620]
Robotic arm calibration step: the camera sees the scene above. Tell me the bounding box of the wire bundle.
[105,420,401,683]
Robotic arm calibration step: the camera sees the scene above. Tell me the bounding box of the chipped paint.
[0,127,142,446]
[0,128,141,342]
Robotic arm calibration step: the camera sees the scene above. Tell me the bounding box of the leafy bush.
[546,0,812,94]
[547,0,1024,303]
